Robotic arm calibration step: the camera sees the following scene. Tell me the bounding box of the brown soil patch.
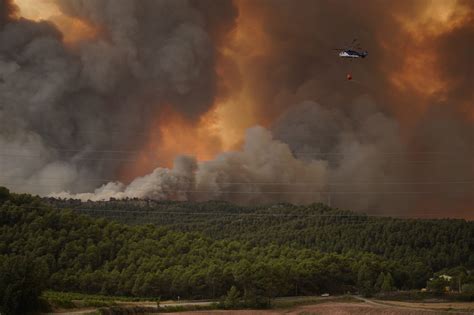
[169,301,473,315]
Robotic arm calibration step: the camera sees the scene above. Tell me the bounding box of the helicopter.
[337,49,368,58]
[333,38,368,59]
[333,39,368,80]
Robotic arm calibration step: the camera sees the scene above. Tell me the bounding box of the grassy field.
[271,295,361,309]
[42,291,474,314]
[170,300,474,315]
[43,291,128,309]
[42,291,356,310]
[42,291,219,313]
[375,299,474,312]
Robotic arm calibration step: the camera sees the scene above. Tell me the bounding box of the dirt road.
[46,296,474,315]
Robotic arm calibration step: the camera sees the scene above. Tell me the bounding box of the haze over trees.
[1,188,473,313]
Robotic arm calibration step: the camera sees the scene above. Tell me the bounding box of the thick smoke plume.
[53,100,407,213]
[0,0,236,193]
[53,126,329,204]
[1,0,473,218]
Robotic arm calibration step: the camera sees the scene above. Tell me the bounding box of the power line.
[1,150,474,158]
[1,147,143,154]
[75,190,469,195]
[1,175,474,186]
[10,205,461,219]
[0,153,472,166]
[0,153,143,162]
[294,151,474,156]
[71,209,461,219]
[2,183,472,195]
[4,147,474,154]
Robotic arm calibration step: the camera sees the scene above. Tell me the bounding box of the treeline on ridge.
[1,188,474,314]
[45,197,474,272]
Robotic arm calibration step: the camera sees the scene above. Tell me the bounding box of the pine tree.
[374,272,385,292]
[224,285,241,308]
[381,273,394,292]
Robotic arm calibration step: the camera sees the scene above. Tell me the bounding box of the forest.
[1,187,474,314]
[45,197,474,271]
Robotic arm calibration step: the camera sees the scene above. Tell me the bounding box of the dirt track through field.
[46,297,474,315]
[171,303,470,315]
[170,298,474,315]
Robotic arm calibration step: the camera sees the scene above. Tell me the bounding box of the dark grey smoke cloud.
[0,0,16,27]
[0,0,237,194]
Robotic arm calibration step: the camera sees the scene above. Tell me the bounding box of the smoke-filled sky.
[0,0,473,218]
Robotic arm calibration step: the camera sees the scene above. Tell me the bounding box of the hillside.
[45,197,474,272]
[1,188,474,314]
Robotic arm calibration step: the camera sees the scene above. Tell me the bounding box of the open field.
[370,299,474,313]
[170,300,474,315]
[44,295,474,315]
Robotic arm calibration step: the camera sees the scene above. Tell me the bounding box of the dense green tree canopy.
[0,189,473,309]
[0,255,49,315]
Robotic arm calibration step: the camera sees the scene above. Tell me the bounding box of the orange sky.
[387,0,473,125]
[13,0,98,45]
[13,0,473,178]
